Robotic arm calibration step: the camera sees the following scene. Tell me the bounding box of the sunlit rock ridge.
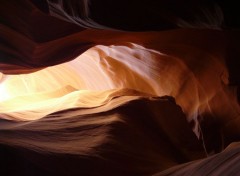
[0,0,240,175]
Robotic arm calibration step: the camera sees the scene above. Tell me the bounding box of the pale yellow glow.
[0,82,11,101]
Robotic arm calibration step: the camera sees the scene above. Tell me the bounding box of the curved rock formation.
[0,0,240,175]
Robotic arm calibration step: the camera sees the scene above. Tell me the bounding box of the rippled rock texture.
[0,0,240,175]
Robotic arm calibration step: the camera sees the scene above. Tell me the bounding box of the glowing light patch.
[0,83,10,101]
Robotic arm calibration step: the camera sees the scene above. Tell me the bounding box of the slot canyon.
[0,0,240,175]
